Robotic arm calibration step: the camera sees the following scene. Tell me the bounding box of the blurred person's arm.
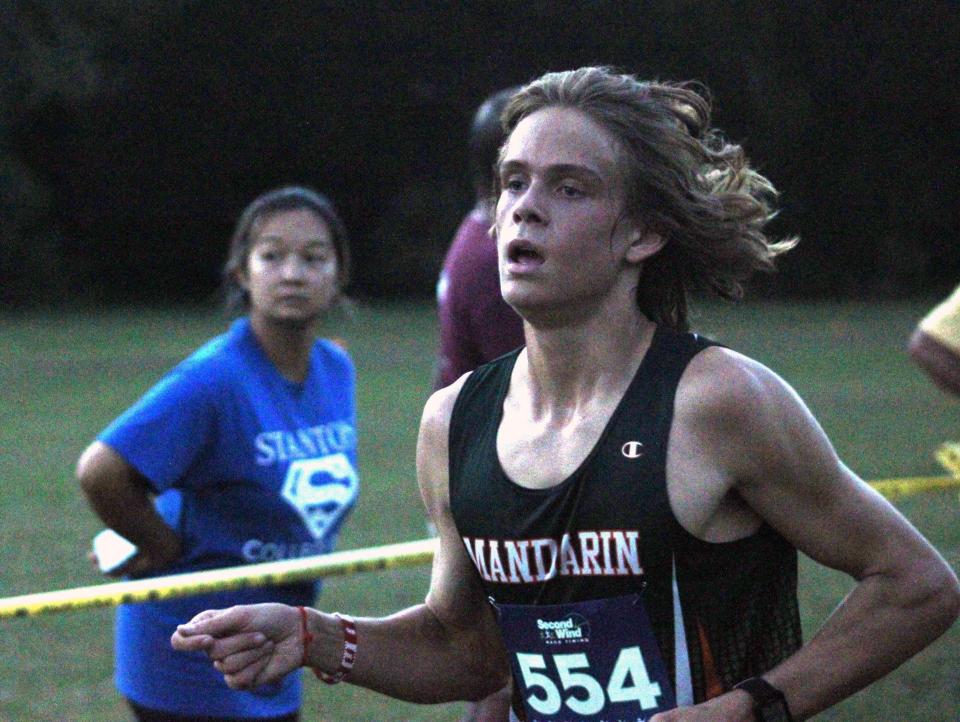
[909,329,960,396]
[909,285,960,397]
[76,441,182,577]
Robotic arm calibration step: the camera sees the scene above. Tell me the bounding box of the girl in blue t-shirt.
[77,186,358,722]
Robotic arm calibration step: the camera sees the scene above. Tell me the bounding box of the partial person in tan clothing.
[909,284,960,397]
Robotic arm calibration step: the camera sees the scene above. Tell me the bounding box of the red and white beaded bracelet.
[298,607,357,685]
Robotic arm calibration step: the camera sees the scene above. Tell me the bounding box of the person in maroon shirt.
[435,87,525,390]
[434,87,523,722]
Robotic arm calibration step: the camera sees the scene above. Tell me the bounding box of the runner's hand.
[171,603,302,689]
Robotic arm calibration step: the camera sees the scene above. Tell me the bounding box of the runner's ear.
[625,229,664,264]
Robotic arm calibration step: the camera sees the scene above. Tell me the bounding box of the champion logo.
[621,441,644,459]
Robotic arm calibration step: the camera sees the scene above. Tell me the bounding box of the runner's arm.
[172,378,511,703]
[316,378,510,701]
[662,350,960,721]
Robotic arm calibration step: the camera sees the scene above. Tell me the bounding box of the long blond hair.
[502,66,796,331]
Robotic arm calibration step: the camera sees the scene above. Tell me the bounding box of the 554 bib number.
[494,594,676,721]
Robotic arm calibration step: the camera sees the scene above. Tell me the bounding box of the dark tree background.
[3,0,958,307]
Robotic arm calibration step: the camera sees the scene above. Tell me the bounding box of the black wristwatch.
[733,677,794,722]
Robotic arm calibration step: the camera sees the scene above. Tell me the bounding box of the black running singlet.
[449,324,801,712]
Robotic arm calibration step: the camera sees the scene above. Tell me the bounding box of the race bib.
[494,594,676,722]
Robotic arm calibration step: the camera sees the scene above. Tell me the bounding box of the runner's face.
[494,106,643,319]
[240,208,339,326]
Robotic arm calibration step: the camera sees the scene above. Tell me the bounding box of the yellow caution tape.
[2,474,958,620]
[867,475,960,499]
[0,537,436,620]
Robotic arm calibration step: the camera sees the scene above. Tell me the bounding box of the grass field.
[0,300,957,721]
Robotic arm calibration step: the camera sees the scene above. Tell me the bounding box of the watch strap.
[733,677,794,722]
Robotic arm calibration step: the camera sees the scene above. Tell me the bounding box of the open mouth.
[507,239,545,267]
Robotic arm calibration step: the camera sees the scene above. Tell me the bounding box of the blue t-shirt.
[98,317,358,717]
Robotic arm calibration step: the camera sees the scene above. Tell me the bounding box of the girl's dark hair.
[501,66,796,332]
[222,186,350,313]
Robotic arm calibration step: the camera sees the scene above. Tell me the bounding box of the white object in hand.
[93,528,138,573]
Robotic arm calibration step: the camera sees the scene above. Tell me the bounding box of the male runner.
[173,67,959,722]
